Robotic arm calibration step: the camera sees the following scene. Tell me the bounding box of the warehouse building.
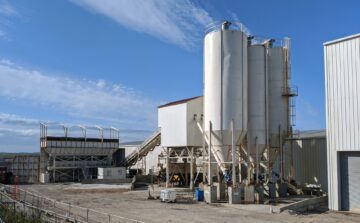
[324,33,360,212]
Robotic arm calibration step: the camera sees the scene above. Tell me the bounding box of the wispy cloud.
[71,0,213,49]
[0,0,18,40]
[0,0,18,16]
[0,111,156,152]
[0,113,39,127]
[0,60,160,129]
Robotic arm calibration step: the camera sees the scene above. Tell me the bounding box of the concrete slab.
[19,184,360,223]
[64,183,132,191]
[278,196,328,213]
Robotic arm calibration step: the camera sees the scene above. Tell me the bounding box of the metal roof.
[298,129,326,139]
[158,96,202,108]
[323,33,360,46]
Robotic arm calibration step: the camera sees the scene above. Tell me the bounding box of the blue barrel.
[195,188,204,201]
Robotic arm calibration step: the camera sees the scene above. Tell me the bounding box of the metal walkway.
[121,129,161,167]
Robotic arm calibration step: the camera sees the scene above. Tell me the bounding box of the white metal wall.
[324,33,360,210]
[158,103,187,147]
[158,97,203,147]
[186,97,204,147]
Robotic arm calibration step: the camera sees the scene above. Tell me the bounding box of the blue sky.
[0,0,359,152]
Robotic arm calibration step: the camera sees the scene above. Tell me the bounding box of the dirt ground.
[20,184,360,223]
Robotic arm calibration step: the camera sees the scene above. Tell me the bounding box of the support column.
[166,147,169,188]
[208,121,212,186]
[185,156,188,186]
[73,156,75,181]
[279,125,283,182]
[231,120,236,186]
[202,129,206,183]
[256,137,259,184]
[53,155,56,183]
[190,147,194,190]
[239,146,242,184]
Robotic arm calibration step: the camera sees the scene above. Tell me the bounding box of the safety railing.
[122,128,161,167]
[0,184,145,223]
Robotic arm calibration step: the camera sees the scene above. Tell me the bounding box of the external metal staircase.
[121,128,161,167]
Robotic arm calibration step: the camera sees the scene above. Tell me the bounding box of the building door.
[341,152,360,212]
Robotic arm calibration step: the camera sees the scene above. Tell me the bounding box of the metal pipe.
[255,136,259,184]
[265,42,271,182]
[239,146,242,184]
[190,147,194,190]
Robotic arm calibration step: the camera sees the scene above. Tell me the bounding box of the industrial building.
[0,124,123,184]
[1,20,342,210]
[324,33,360,211]
[39,123,120,182]
[151,21,300,203]
[116,21,332,204]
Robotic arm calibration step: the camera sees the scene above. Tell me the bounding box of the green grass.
[0,205,42,223]
[0,153,39,160]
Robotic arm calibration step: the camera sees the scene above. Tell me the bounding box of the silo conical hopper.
[204,21,248,182]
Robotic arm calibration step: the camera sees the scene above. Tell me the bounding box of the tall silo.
[247,44,267,180]
[268,46,290,152]
[203,21,248,181]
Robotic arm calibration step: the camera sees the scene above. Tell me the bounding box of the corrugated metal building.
[324,33,360,212]
[10,155,40,184]
[274,130,328,192]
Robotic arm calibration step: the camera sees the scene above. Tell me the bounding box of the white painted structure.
[248,45,267,157]
[269,46,290,148]
[324,33,360,211]
[158,96,203,147]
[203,22,248,178]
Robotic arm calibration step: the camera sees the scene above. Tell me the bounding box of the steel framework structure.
[40,123,119,182]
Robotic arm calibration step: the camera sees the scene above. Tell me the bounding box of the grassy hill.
[0,152,39,159]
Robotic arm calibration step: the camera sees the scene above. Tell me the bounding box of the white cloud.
[0,0,18,41]
[71,0,213,49]
[0,60,159,130]
[0,128,37,137]
[0,112,154,152]
[0,0,18,16]
[0,113,39,126]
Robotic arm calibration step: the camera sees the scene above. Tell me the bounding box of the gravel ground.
[20,184,360,223]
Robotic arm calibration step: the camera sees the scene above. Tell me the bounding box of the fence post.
[68,203,71,218]
[108,214,111,223]
[23,191,27,212]
[86,208,89,222]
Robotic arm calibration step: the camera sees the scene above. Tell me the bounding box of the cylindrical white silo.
[268,47,289,148]
[248,45,267,157]
[204,22,248,181]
